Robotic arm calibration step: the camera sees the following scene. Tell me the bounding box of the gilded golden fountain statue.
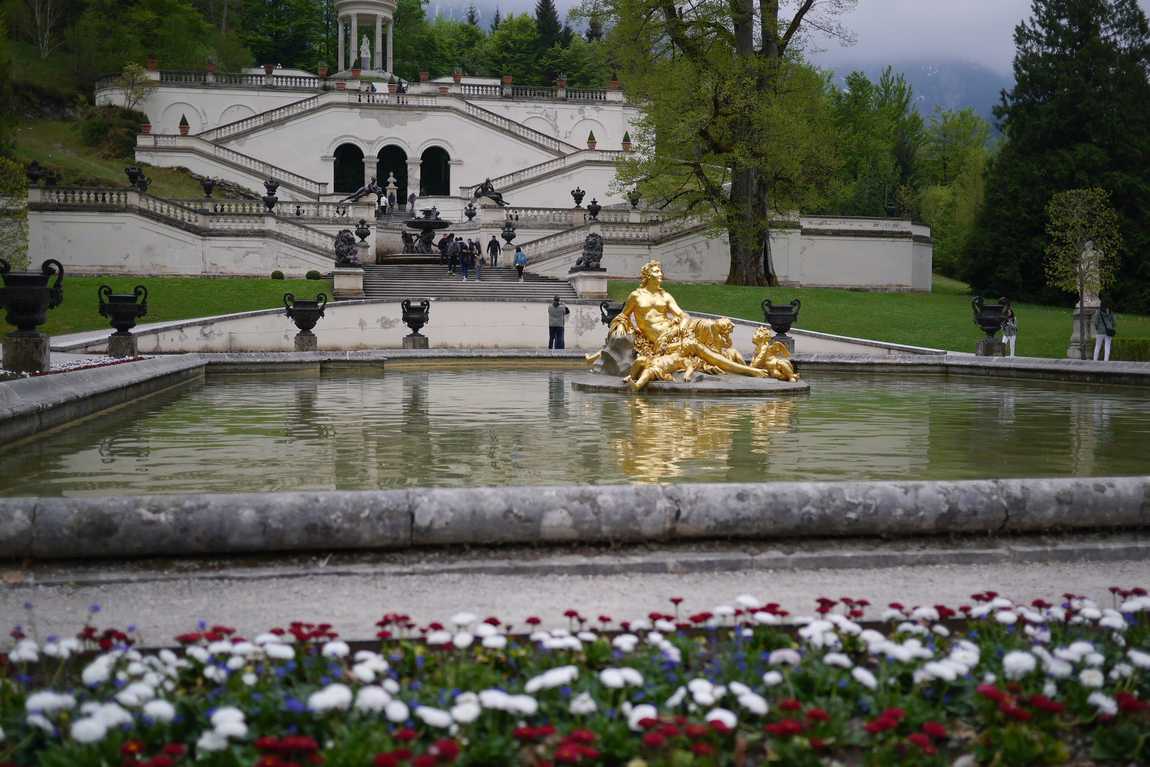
[588,259,799,391]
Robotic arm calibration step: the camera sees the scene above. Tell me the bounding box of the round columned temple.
[335,0,397,75]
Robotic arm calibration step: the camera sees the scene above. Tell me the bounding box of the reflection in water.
[616,398,797,483]
[1,368,1148,497]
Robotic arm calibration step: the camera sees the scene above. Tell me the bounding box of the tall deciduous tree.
[608,0,854,284]
[965,0,1150,311]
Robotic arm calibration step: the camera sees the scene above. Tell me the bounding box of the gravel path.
[4,545,1147,642]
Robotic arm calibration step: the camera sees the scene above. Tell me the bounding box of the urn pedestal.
[0,258,64,374]
[284,293,326,352]
[972,296,1010,357]
[570,272,608,298]
[401,299,430,349]
[98,285,148,358]
[761,298,802,354]
[333,268,365,299]
[2,334,50,373]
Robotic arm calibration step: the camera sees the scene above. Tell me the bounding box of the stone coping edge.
[0,477,1147,560]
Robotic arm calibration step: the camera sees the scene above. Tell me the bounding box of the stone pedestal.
[773,333,795,355]
[295,331,318,352]
[2,332,50,374]
[107,334,138,358]
[403,333,429,349]
[333,267,365,299]
[569,270,608,298]
[1067,301,1098,359]
[976,338,1007,357]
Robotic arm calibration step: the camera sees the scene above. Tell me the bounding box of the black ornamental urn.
[98,284,148,357]
[0,258,64,373]
[586,198,601,220]
[571,186,586,208]
[200,177,217,198]
[627,189,640,209]
[761,298,801,353]
[972,296,1009,356]
[284,292,326,351]
[463,202,477,221]
[401,298,430,349]
[262,179,280,212]
[500,217,517,246]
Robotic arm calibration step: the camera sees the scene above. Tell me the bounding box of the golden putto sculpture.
[590,259,799,391]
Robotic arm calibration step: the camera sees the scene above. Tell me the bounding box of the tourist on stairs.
[514,247,527,282]
[487,236,501,268]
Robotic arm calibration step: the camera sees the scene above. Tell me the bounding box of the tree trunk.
[727,164,768,285]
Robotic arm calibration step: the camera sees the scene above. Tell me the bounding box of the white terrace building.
[33,0,931,291]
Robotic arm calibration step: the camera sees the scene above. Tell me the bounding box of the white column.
[350,15,359,68]
[387,21,394,74]
[374,16,383,71]
[337,16,345,72]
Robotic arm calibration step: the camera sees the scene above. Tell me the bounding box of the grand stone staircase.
[361,263,578,301]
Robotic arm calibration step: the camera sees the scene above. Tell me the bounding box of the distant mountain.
[821,58,1014,127]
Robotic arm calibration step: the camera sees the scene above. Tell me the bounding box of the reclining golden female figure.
[600,259,799,391]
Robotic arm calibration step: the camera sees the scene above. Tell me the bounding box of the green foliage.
[306,270,323,280]
[827,67,923,217]
[1112,337,1150,360]
[0,155,23,195]
[240,0,323,70]
[271,270,285,280]
[113,62,155,110]
[1044,187,1122,297]
[482,14,540,82]
[915,109,992,277]
[534,0,562,51]
[77,104,147,159]
[0,10,13,156]
[965,0,1150,312]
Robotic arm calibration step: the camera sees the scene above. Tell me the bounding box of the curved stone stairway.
[361,263,578,301]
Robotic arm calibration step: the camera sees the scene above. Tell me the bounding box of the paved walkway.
[4,537,1147,642]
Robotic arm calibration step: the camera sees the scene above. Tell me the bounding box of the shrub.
[1113,337,1150,361]
[78,105,148,159]
[306,270,324,280]
[270,270,285,280]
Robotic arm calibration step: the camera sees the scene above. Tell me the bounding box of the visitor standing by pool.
[408,191,417,214]
[1002,306,1018,356]
[548,296,570,349]
[1094,302,1117,361]
[514,247,527,282]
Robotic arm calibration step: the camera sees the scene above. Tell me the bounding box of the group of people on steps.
[436,234,528,282]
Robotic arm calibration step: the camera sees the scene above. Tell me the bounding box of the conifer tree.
[489,6,501,32]
[534,0,561,50]
[466,4,478,26]
[965,0,1150,311]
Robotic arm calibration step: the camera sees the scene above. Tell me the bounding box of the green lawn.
[13,119,225,199]
[1,276,330,337]
[609,276,1150,358]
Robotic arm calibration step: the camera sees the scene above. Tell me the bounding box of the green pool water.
[2,367,1148,496]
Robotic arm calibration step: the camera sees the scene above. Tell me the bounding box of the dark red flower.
[778,698,802,712]
[921,721,948,740]
[429,739,459,763]
[1116,692,1149,713]
[636,717,658,730]
[864,717,897,735]
[395,728,419,742]
[161,744,187,757]
[976,684,1008,704]
[805,708,830,722]
[566,730,597,745]
[525,616,542,626]
[641,732,666,749]
[999,703,1032,722]
[373,755,401,767]
[907,733,936,755]
[764,719,804,738]
[684,723,708,739]
[1026,695,1066,715]
[690,742,714,756]
[670,597,684,605]
[412,757,435,767]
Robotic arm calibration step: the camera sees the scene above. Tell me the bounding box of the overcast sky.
[807,0,1150,73]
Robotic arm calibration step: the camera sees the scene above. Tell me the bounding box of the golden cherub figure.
[591,259,799,390]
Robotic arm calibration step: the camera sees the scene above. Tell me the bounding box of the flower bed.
[2,588,1149,766]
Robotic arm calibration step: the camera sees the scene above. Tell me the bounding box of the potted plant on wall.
[146,53,158,71]
[621,131,632,152]
[452,68,462,83]
[178,114,190,135]
[318,63,329,78]
[264,63,276,76]
[205,58,217,74]
[351,61,362,78]
[586,130,597,150]
[387,75,397,94]
[419,70,430,82]
[140,120,151,135]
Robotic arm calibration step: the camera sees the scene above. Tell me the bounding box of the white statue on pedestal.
[360,35,371,69]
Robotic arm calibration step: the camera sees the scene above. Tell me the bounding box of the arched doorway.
[419,146,450,196]
[377,145,407,203]
[333,143,365,193]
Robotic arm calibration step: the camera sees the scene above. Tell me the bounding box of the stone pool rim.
[2,351,1149,562]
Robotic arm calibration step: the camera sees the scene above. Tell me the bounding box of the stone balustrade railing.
[461,149,623,197]
[175,198,373,221]
[521,215,700,265]
[198,95,322,141]
[29,187,336,257]
[138,134,327,196]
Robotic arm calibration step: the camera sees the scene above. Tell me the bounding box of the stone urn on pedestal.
[761,298,801,354]
[0,258,64,374]
[401,299,430,349]
[284,293,327,351]
[262,179,280,212]
[972,296,1009,356]
[98,284,148,358]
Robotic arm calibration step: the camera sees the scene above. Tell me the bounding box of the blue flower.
[89,604,101,614]
[23,601,33,610]
[285,697,306,713]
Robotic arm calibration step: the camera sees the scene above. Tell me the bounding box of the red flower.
[566,730,597,745]
[684,723,708,739]
[880,708,906,722]
[907,733,937,755]
[636,717,658,730]
[121,740,146,756]
[976,684,1008,704]
[764,719,804,738]
[395,727,419,742]
[690,742,714,756]
[1000,703,1032,722]
[1116,692,1149,713]
[598,615,612,624]
[778,698,802,712]
[161,744,186,757]
[429,739,460,763]
[377,630,393,640]
[805,708,830,722]
[709,719,733,735]
[809,737,828,750]
[688,612,713,624]
[174,632,202,645]
[412,757,435,767]
[641,732,666,749]
[525,617,542,626]
[563,609,580,619]
[1026,695,1066,715]
[374,756,402,767]
[921,721,948,740]
[864,717,898,735]
[670,597,684,605]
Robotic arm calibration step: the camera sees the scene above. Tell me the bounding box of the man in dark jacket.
[486,236,501,268]
[548,296,570,349]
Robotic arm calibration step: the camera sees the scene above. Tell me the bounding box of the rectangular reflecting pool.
[2,367,1149,496]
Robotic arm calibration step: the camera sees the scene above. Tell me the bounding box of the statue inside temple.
[589,259,799,391]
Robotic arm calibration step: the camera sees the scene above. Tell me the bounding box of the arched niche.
[419,146,450,196]
[333,143,365,194]
[377,145,408,203]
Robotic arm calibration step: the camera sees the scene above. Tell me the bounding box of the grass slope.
[1,276,328,337]
[608,276,1150,358]
[13,119,227,199]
